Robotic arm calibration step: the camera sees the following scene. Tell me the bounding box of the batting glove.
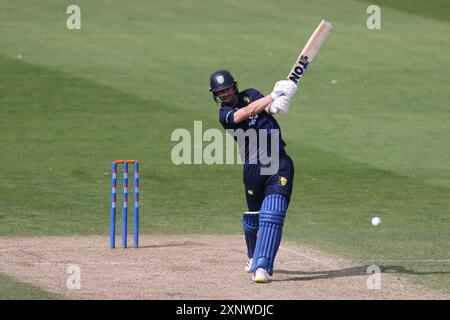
[270,80,298,99]
[269,95,291,115]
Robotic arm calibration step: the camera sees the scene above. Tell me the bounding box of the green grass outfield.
[0,274,61,300]
[0,0,449,297]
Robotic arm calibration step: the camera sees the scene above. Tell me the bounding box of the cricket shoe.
[244,258,253,273]
[252,268,270,283]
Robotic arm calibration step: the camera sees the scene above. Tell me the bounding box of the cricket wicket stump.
[110,160,139,249]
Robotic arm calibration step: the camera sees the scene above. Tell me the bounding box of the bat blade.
[287,20,333,84]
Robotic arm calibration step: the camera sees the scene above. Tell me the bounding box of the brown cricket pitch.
[0,235,447,299]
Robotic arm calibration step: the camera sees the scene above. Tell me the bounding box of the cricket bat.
[287,20,333,84]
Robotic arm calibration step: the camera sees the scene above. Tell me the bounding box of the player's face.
[215,86,238,105]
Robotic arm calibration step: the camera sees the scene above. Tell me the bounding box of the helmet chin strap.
[224,97,239,108]
[211,84,239,107]
[220,88,239,107]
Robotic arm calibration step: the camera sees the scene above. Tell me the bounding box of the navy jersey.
[218,88,287,164]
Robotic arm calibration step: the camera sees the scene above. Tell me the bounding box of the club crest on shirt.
[248,114,258,126]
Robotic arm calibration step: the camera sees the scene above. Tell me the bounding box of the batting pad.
[249,194,288,275]
[242,211,259,258]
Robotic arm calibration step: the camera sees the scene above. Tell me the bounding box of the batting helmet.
[209,69,238,104]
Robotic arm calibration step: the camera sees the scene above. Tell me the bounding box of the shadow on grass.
[381,265,450,276]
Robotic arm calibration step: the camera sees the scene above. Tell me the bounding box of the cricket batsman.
[209,69,297,283]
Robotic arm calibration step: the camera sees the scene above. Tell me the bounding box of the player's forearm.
[233,95,273,123]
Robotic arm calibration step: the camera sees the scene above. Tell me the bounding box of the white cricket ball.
[371,217,381,227]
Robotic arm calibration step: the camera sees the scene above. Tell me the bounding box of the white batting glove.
[270,80,298,99]
[269,95,291,115]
